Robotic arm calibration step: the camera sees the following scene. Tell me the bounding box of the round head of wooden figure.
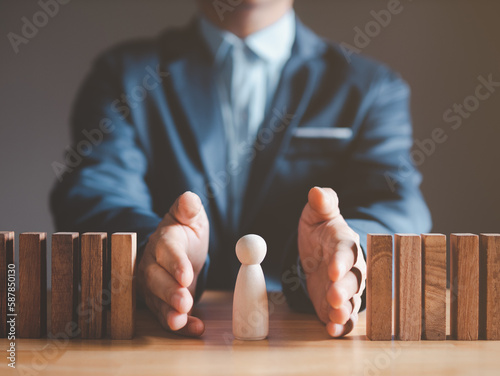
[235,234,267,265]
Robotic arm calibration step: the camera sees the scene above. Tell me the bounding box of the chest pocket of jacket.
[284,131,353,160]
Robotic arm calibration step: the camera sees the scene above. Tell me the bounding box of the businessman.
[51,0,431,338]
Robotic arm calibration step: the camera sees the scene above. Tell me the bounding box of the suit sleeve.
[282,67,432,312]
[340,68,432,251]
[50,53,161,258]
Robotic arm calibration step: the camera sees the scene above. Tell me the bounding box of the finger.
[328,300,353,325]
[326,313,358,338]
[145,262,193,313]
[351,265,365,295]
[146,294,204,336]
[147,294,188,331]
[328,240,357,282]
[352,295,362,315]
[169,191,203,226]
[305,187,341,224]
[352,248,367,295]
[155,235,194,287]
[163,309,204,337]
[176,316,205,337]
[165,307,189,331]
[326,271,360,309]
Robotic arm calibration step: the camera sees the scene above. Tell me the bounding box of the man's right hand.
[138,191,209,337]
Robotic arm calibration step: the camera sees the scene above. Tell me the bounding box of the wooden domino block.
[0,232,14,338]
[395,234,422,341]
[366,234,393,341]
[479,234,500,340]
[421,234,447,340]
[450,234,479,340]
[18,232,47,338]
[80,232,107,339]
[51,232,79,337]
[111,233,137,340]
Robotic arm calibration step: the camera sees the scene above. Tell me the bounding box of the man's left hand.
[298,187,366,337]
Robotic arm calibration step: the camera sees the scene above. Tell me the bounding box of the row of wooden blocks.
[0,231,137,340]
[366,233,500,341]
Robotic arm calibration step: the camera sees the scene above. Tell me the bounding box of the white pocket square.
[293,127,353,139]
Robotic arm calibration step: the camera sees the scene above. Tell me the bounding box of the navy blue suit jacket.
[51,18,431,309]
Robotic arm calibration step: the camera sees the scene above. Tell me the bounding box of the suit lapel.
[240,20,326,231]
[163,22,229,227]
[159,19,326,233]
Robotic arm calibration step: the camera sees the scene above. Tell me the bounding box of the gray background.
[1,0,499,254]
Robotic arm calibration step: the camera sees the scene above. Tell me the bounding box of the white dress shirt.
[199,11,296,228]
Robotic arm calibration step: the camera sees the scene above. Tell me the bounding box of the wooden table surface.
[1,291,499,376]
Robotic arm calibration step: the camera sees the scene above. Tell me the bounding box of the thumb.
[304,187,341,224]
[169,191,203,226]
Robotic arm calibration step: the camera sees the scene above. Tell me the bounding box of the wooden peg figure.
[233,234,269,340]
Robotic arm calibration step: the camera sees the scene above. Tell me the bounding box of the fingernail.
[176,268,185,285]
[172,293,181,309]
[318,187,328,199]
[337,288,348,306]
[343,287,349,299]
[173,293,188,313]
[332,323,344,337]
[337,263,346,280]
